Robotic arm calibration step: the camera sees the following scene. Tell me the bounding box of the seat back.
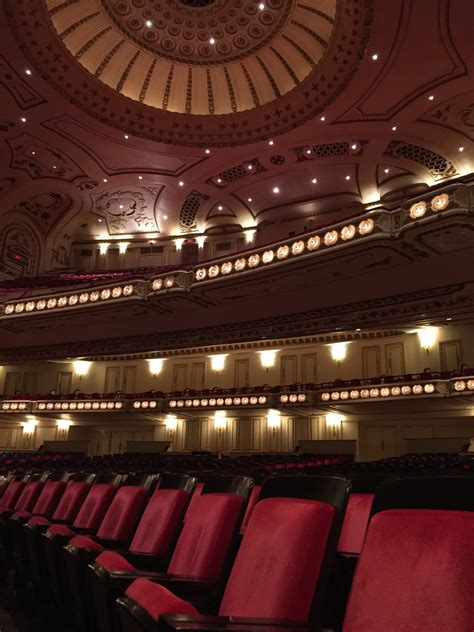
[129,488,191,555]
[31,480,67,518]
[14,479,44,512]
[219,476,349,623]
[51,480,92,523]
[95,475,157,543]
[167,492,244,579]
[342,509,474,632]
[0,477,28,511]
[72,482,119,530]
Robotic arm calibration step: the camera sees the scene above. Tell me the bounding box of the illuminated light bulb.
[174,238,185,251]
[458,146,464,152]
[371,53,379,60]
[138,175,143,180]
[205,149,210,154]
[267,409,281,430]
[258,2,265,9]
[312,178,317,184]
[118,242,128,255]
[147,358,165,376]
[162,215,168,220]
[392,125,397,131]
[268,140,274,145]
[351,143,357,150]
[145,20,153,27]
[247,197,252,202]
[384,168,389,173]
[25,69,32,75]
[273,186,280,193]
[178,180,184,186]
[124,134,129,139]
[73,360,92,376]
[209,37,215,45]
[417,327,438,353]
[103,178,107,182]
[329,341,349,364]
[209,354,227,372]
[99,242,109,255]
[345,175,351,180]
[214,410,227,431]
[21,117,26,122]
[218,205,223,211]
[165,415,177,432]
[244,228,256,243]
[259,349,278,369]
[196,235,206,249]
[428,95,434,100]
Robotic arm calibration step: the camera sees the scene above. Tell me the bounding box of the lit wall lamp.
[174,238,185,251]
[259,349,278,371]
[329,342,349,366]
[417,327,438,354]
[214,410,227,435]
[99,242,109,256]
[23,416,38,437]
[57,416,71,439]
[267,409,281,434]
[196,235,206,249]
[326,413,343,438]
[165,414,178,434]
[73,360,92,379]
[118,242,129,255]
[147,358,165,377]
[244,228,257,244]
[209,354,227,373]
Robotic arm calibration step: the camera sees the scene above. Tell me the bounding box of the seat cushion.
[28,516,51,526]
[68,534,104,552]
[47,524,75,537]
[126,578,199,621]
[343,509,474,632]
[95,550,137,573]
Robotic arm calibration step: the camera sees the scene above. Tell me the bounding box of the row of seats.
[0,453,473,631]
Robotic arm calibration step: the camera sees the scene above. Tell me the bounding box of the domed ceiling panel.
[47,0,337,114]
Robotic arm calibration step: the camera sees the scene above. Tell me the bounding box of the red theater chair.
[114,475,349,632]
[88,475,253,632]
[342,476,474,632]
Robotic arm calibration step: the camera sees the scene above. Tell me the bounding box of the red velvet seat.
[342,509,474,632]
[337,493,374,555]
[88,475,251,632]
[115,475,349,632]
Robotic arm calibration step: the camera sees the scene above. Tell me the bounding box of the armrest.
[160,615,310,632]
[120,550,168,572]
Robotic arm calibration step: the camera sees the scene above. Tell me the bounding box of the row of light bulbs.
[195,219,375,282]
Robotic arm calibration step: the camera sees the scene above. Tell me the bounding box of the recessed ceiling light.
[138,175,143,180]
[311,178,317,184]
[446,317,452,321]
[258,2,265,9]
[306,149,311,154]
[217,178,222,183]
[145,20,153,27]
[345,175,351,180]
[179,180,184,186]
[98,218,102,222]
[391,126,397,131]
[351,143,357,150]
[273,186,280,193]
[428,95,434,100]
[218,205,223,210]
[205,149,210,154]
[356,328,361,331]
[371,53,378,61]
[163,215,168,220]
[384,168,389,174]
[247,197,252,202]
[458,146,464,152]
[25,69,32,75]
[52,165,57,169]
[20,117,26,122]
[209,37,215,45]
[103,178,107,183]
[268,140,274,145]
[31,151,35,155]
[247,164,253,170]
[119,205,124,209]
[124,134,129,139]
[320,115,326,122]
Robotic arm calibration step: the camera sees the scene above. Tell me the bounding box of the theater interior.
[0,0,473,630]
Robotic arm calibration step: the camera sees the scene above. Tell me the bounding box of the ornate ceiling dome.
[48,0,336,115]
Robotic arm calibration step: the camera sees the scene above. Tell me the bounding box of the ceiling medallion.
[8,0,372,145]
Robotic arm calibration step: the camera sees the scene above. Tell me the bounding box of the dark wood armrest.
[160,614,310,632]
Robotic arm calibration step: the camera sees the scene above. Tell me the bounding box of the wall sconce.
[147,358,165,377]
[196,235,206,249]
[73,360,92,378]
[174,238,185,251]
[118,242,129,255]
[99,242,109,255]
[214,410,227,435]
[244,228,257,244]
[326,413,343,438]
[165,414,178,434]
[266,409,281,434]
[23,416,38,437]
[209,354,227,373]
[259,349,278,371]
[417,327,438,354]
[329,342,349,366]
[57,416,71,432]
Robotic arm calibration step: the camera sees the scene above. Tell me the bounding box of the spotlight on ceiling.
[209,37,215,45]
[391,126,397,131]
[272,186,280,194]
[311,178,317,184]
[258,2,265,9]
[145,20,153,27]
[178,180,184,186]
[25,69,32,75]
[371,53,379,60]
[458,146,464,152]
